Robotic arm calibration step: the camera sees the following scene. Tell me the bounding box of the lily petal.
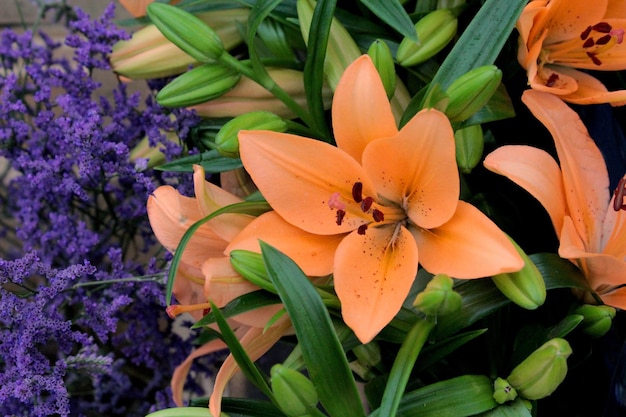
[203,257,259,308]
[552,66,626,105]
[539,0,606,45]
[332,55,398,163]
[598,286,626,310]
[602,203,626,258]
[334,225,418,343]
[411,202,524,278]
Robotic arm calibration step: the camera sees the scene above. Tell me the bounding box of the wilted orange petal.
[334,225,418,343]
[412,202,524,278]
[332,55,398,163]
[226,211,342,276]
[484,145,567,235]
[239,130,375,234]
[362,108,458,229]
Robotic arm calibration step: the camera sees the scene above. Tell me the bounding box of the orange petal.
[602,203,626,258]
[202,257,259,307]
[362,108,458,229]
[332,55,398,163]
[528,65,579,96]
[411,202,524,278]
[118,0,153,17]
[239,130,375,234]
[522,90,610,249]
[484,145,567,235]
[540,0,606,45]
[334,225,418,343]
[172,263,207,321]
[226,211,342,276]
[554,66,626,105]
[598,286,626,310]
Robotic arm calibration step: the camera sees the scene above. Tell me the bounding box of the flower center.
[613,175,626,211]
[579,22,625,66]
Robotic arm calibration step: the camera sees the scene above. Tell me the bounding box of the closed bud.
[454,124,484,174]
[507,338,572,400]
[396,9,458,67]
[367,40,396,99]
[574,304,616,338]
[445,65,502,122]
[413,274,462,316]
[156,63,241,108]
[215,111,287,158]
[270,364,319,417]
[493,377,517,404]
[492,238,546,310]
[147,3,225,63]
[229,250,275,294]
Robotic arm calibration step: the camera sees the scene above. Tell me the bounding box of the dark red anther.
[372,209,384,222]
[593,22,612,33]
[357,224,368,235]
[546,73,559,87]
[581,25,592,40]
[587,52,602,65]
[583,38,595,48]
[613,177,626,211]
[596,34,612,45]
[361,196,374,212]
[336,209,346,225]
[203,308,210,316]
[352,182,363,203]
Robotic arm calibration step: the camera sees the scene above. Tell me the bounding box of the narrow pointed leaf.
[192,290,281,329]
[155,150,243,173]
[359,0,417,42]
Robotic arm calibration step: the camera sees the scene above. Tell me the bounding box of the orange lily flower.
[484,90,626,308]
[517,0,626,105]
[238,55,523,343]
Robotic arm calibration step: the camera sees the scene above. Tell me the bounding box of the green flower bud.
[215,111,288,158]
[445,65,502,122]
[350,342,382,381]
[156,63,241,108]
[147,3,225,63]
[574,304,616,338]
[454,124,484,174]
[229,250,276,294]
[413,274,462,316]
[507,338,572,400]
[493,377,517,404]
[396,9,458,67]
[270,364,319,417]
[492,238,546,310]
[367,40,396,99]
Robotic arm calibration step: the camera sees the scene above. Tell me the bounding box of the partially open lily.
[517,0,626,104]
[484,90,626,308]
[238,55,523,343]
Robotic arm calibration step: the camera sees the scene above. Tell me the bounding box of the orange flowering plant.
[110,0,626,416]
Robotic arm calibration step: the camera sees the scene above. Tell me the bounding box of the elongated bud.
[147,3,225,63]
[396,9,458,67]
[493,377,517,404]
[492,238,546,310]
[454,124,484,174]
[445,65,502,122]
[349,342,382,380]
[229,250,276,294]
[156,63,241,108]
[270,364,319,417]
[215,111,287,158]
[507,338,572,400]
[367,40,396,99]
[413,273,462,316]
[574,304,616,338]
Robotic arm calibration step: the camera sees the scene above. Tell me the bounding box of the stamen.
[593,22,612,33]
[166,303,212,319]
[582,38,595,48]
[613,176,626,211]
[595,34,612,45]
[580,25,592,40]
[546,73,559,87]
[352,182,363,203]
[357,224,368,235]
[372,209,384,222]
[336,209,346,225]
[361,196,374,212]
[587,51,602,65]
[328,192,346,210]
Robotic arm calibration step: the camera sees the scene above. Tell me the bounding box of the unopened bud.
[507,338,572,400]
[454,124,484,174]
[445,65,502,122]
[396,9,458,67]
[493,377,517,404]
[413,273,462,316]
[270,364,319,417]
[492,238,546,310]
[367,40,396,99]
[574,304,616,338]
[229,250,275,293]
[215,111,287,158]
[156,63,241,108]
[147,3,225,63]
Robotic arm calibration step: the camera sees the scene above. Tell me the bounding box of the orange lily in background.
[517,0,626,104]
[118,0,180,18]
[484,90,626,308]
[238,55,523,343]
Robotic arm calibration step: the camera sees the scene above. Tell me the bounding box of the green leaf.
[145,407,214,417]
[192,290,281,329]
[220,397,288,417]
[359,0,417,42]
[415,329,488,372]
[155,150,243,173]
[260,242,366,417]
[459,84,516,128]
[530,253,590,291]
[475,398,532,417]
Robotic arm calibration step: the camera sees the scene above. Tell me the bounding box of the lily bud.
[507,338,572,400]
[454,124,484,174]
[215,111,288,158]
[367,40,396,99]
[156,63,241,108]
[396,9,458,67]
[574,305,616,338]
[229,250,275,293]
[492,377,517,404]
[445,65,502,122]
[492,238,546,310]
[270,364,319,417]
[350,343,382,380]
[413,274,462,316]
[147,3,225,63]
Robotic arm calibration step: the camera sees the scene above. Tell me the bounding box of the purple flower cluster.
[0,3,215,416]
